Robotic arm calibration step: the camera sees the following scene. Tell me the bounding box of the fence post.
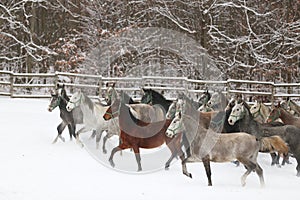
[98,75,102,98]
[271,83,275,109]
[9,72,14,98]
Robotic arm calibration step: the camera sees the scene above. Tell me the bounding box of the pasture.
[1,97,300,200]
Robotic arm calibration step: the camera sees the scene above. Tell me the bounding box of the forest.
[0,0,299,82]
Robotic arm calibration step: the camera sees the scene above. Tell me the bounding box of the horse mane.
[82,93,94,111]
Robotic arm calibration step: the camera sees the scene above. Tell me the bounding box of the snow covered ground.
[1,97,300,200]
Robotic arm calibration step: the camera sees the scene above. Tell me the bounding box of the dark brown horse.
[267,103,300,129]
[103,98,185,171]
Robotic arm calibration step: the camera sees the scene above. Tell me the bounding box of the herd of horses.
[48,83,300,187]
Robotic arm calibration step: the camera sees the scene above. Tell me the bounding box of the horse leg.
[69,124,84,148]
[102,133,113,154]
[181,158,192,178]
[165,133,187,170]
[89,130,97,140]
[238,158,256,187]
[295,156,300,177]
[281,153,289,166]
[132,146,142,172]
[53,122,66,144]
[182,132,191,158]
[255,163,265,187]
[202,155,212,186]
[165,148,177,170]
[165,138,178,170]
[109,144,127,168]
[95,130,104,149]
[270,152,278,166]
[67,124,74,141]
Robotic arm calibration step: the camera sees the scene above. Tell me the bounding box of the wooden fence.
[1,70,300,106]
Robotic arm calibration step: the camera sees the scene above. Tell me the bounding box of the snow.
[1,97,300,200]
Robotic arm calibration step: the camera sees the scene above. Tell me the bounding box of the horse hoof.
[185,173,192,178]
[103,149,107,154]
[165,164,170,170]
[137,168,142,172]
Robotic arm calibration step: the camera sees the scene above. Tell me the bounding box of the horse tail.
[259,136,289,154]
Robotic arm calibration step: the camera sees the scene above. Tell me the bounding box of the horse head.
[48,90,60,112]
[166,109,183,138]
[166,100,177,119]
[140,88,153,104]
[198,90,211,105]
[266,103,282,123]
[66,91,82,112]
[105,84,118,105]
[228,101,246,125]
[207,91,228,111]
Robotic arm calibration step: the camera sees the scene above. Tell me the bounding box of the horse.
[198,103,214,112]
[141,89,191,156]
[66,90,120,152]
[207,91,228,111]
[287,99,300,116]
[102,96,185,171]
[250,101,270,123]
[228,101,300,172]
[140,88,173,113]
[105,83,136,105]
[166,96,265,187]
[106,87,166,123]
[48,84,85,145]
[197,90,211,106]
[267,103,300,129]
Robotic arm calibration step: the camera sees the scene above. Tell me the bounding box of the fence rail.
[1,70,300,106]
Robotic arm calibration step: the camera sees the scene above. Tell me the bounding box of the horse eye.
[253,107,256,109]
[237,109,240,111]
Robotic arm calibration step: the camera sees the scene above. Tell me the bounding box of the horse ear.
[178,111,182,118]
[277,102,281,108]
[112,82,116,88]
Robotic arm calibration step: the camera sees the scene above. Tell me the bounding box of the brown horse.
[267,103,300,129]
[260,136,289,166]
[103,98,185,171]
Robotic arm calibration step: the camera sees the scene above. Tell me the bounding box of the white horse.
[250,101,270,123]
[66,91,119,153]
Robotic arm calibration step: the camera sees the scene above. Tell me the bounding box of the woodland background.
[0,0,299,82]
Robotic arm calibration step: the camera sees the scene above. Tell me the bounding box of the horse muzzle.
[66,105,73,112]
[48,107,53,112]
[228,118,235,125]
[165,130,175,138]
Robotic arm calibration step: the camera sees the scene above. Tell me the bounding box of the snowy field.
[1,97,300,200]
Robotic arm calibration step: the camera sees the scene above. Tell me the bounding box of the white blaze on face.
[228,103,244,125]
[66,92,80,112]
[250,101,259,115]
[166,101,176,119]
[166,116,182,138]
